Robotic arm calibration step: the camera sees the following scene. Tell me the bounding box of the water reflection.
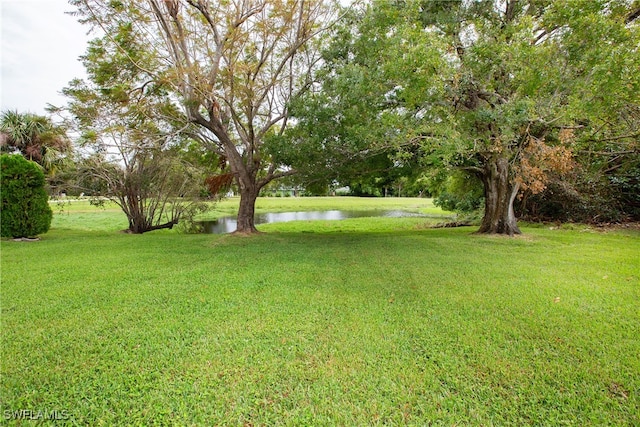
[198,209,425,234]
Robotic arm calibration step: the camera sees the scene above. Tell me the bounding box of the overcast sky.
[1,0,90,115]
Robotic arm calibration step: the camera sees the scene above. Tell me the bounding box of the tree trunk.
[236,183,260,234]
[477,156,521,235]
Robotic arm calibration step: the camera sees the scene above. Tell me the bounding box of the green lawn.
[1,198,639,425]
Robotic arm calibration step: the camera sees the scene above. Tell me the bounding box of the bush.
[433,171,484,213]
[1,154,53,238]
[517,167,640,224]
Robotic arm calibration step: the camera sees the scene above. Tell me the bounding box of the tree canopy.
[0,110,71,177]
[70,0,340,233]
[61,19,210,234]
[287,0,640,234]
[64,0,640,234]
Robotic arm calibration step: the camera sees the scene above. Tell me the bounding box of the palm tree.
[0,110,71,173]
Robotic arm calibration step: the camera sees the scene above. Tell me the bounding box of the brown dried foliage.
[205,173,234,196]
[516,136,574,195]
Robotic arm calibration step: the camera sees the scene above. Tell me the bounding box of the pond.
[198,209,427,234]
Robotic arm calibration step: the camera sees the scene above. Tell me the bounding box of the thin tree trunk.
[477,156,521,235]
[126,219,179,234]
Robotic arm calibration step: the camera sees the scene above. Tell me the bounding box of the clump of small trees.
[61,21,215,234]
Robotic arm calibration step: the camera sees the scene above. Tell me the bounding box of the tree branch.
[626,7,640,24]
[588,133,640,143]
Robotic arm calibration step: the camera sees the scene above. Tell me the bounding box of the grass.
[1,197,639,425]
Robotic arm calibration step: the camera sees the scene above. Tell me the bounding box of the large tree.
[70,0,338,233]
[434,0,639,233]
[290,0,640,234]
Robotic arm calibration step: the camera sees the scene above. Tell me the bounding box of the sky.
[1,0,90,115]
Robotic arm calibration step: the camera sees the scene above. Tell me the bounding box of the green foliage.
[433,170,484,213]
[610,165,640,219]
[279,2,449,190]
[63,19,212,234]
[0,110,71,178]
[0,154,52,238]
[290,0,640,228]
[70,0,341,232]
[518,164,640,223]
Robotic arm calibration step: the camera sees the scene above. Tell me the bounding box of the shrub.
[517,168,640,224]
[433,171,484,213]
[1,154,52,238]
